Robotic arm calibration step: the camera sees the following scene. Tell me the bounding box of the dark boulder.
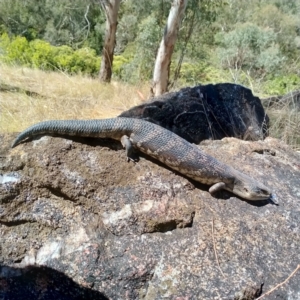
[120,83,269,144]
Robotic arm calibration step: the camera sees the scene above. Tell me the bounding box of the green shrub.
[121,15,161,83]
[113,55,130,79]
[263,74,300,95]
[72,48,100,75]
[29,39,54,69]
[52,47,100,75]
[170,61,230,87]
[52,45,74,71]
[215,23,284,76]
[0,33,31,65]
[0,34,100,76]
[177,62,201,84]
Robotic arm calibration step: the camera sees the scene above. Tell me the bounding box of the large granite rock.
[0,133,300,299]
[119,83,269,144]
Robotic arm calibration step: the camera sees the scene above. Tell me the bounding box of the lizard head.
[231,171,273,201]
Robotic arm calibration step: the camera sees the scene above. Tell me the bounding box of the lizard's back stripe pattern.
[12,117,272,201]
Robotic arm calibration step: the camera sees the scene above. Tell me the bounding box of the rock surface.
[119,83,269,144]
[1,133,300,299]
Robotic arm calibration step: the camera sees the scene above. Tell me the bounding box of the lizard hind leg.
[120,135,139,162]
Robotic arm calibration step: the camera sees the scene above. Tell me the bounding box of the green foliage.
[0,34,100,75]
[29,39,55,68]
[0,0,105,53]
[177,63,202,85]
[263,74,300,95]
[53,46,100,75]
[51,45,74,70]
[0,0,299,95]
[171,62,205,86]
[215,23,284,75]
[121,15,161,82]
[252,4,300,59]
[0,33,31,65]
[0,0,45,41]
[112,55,130,78]
[256,45,284,73]
[172,61,231,87]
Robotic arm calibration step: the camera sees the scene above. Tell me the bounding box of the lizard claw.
[126,155,139,163]
[268,193,278,205]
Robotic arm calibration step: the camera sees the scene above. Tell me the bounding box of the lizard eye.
[243,187,249,193]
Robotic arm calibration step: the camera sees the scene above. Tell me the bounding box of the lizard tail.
[11,118,133,148]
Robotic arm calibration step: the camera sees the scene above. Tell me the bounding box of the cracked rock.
[0,133,300,299]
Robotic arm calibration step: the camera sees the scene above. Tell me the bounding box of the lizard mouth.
[232,185,272,201]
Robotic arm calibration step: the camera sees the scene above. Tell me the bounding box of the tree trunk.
[99,0,121,83]
[152,0,188,96]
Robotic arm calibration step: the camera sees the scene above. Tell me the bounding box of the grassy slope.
[1,64,299,150]
[0,64,149,132]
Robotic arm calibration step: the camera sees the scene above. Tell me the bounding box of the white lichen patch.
[21,227,91,266]
[62,167,85,185]
[102,204,133,225]
[36,240,62,264]
[63,227,91,255]
[0,172,20,184]
[79,151,101,171]
[145,255,180,299]
[32,136,50,147]
[139,200,154,212]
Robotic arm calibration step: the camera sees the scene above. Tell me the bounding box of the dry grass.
[264,97,300,151]
[1,64,299,150]
[0,64,149,133]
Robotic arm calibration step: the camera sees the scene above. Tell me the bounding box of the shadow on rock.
[0,264,109,300]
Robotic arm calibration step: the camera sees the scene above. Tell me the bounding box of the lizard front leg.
[121,135,139,162]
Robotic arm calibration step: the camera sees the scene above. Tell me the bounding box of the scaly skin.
[12,118,273,201]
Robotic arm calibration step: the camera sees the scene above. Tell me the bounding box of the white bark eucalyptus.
[152,0,188,96]
[99,0,121,82]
